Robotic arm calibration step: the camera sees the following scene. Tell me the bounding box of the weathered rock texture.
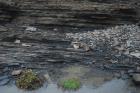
[0,0,140,27]
[0,1,140,84]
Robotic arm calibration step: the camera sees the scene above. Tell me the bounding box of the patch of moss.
[16,70,43,90]
[58,78,81,90]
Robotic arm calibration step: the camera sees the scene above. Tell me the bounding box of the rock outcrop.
[0,0,140,27]
[0,0,140,80]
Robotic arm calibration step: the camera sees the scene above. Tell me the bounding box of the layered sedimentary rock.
[0,0,140,79]
[0,0,140,27]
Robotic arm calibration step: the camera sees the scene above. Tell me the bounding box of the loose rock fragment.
[11,70,22,76]
[132,74,140,85]
[72,41,91,51]
[25,26,37,31]
[21,43,31,47]
[130,52,140,58]
[14,39,21,44]
[43,74,51,83]
[72,42,81,49]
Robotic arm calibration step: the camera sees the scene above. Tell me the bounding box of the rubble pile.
[66,25,140,58]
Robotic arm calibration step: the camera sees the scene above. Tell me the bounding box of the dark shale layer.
[0,0,140,27]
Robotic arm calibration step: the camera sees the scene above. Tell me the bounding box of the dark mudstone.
[0,0,139,27]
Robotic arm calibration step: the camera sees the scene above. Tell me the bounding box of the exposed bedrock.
[0,0,140,27]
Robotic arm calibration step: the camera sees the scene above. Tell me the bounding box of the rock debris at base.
[66,25,140,59]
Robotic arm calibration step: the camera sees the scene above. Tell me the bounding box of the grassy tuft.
[58,78,81,90]
[16,69,43,90]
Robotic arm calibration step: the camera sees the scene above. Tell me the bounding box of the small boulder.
[72,42,80,49]
[53,28,58,31]
[43,74,49,80]
[14,39,21,44]
[72,41,91,51]
[130,52,140,58]
[25,26,37,31]
[132,74,140,85]
[11,70,22,76]
[21,43,31,47]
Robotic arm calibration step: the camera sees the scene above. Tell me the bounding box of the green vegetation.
[58,78,81,90]
[16,70,43,90]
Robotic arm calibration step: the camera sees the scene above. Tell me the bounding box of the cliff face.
[0,1,140,81]
[0,0,140,27]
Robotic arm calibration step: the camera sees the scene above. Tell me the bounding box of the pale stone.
[11,70,22,76]
[43,74,51,83]
[130,52,140,58]
[132,74,140,83]
[21,43,31,47]
[14,39,21,44]
[72,42,80,49]
[26,26,37,31]
[53,28,58,31]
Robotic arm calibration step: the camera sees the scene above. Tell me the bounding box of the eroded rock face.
[0,0,140,84]
[0,0,140,27]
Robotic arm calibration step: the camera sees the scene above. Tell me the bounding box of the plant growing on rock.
[58,78,81,90]
[16,69,43,90]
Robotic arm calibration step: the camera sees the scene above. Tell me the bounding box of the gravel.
[66,25,140,56]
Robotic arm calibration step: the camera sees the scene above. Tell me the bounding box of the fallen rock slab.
[130,52,140,59]
[11,70,22,76]
[132,74,140,85]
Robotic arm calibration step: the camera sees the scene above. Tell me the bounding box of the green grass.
[59,78,81,90]
[16,70,43,90]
